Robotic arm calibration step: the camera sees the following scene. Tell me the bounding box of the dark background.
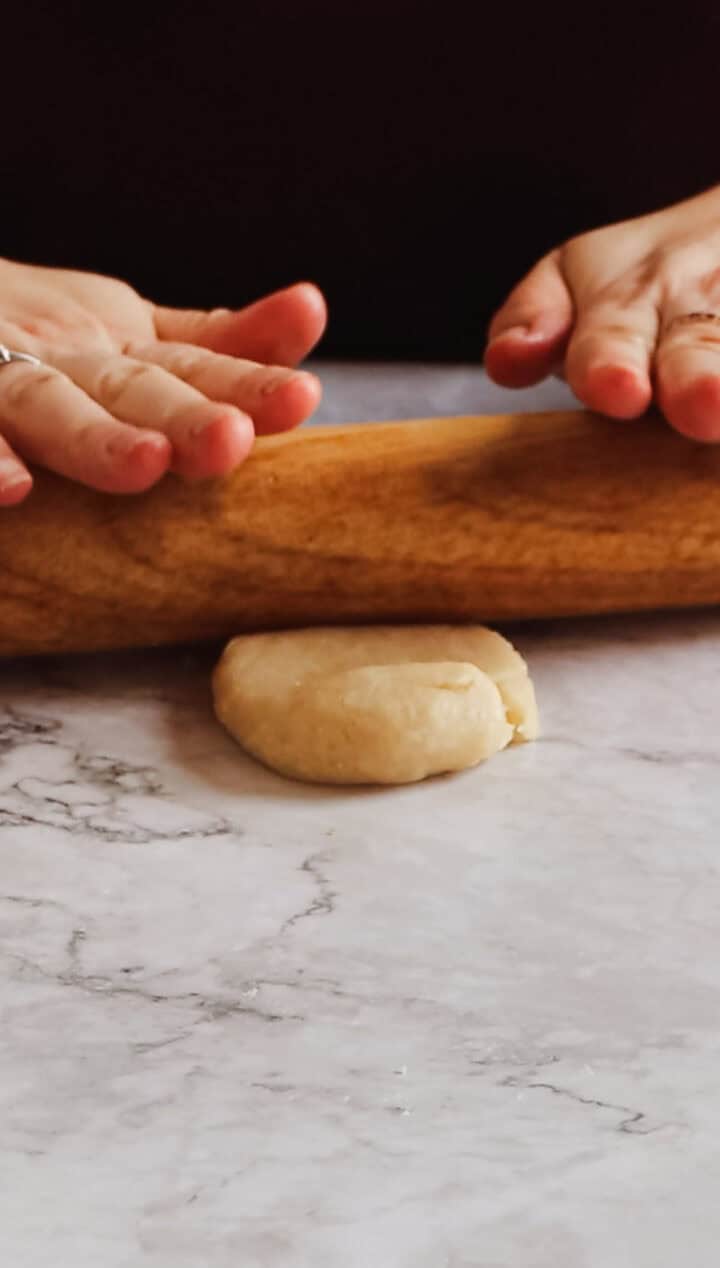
[2,2,717,359]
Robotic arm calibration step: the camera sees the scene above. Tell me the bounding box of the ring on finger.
[0,344,42,369]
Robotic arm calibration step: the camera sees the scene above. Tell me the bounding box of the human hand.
[484,185,720,442]
[0,258,327,505]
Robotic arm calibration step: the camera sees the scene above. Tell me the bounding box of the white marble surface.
[2,366,720,1267]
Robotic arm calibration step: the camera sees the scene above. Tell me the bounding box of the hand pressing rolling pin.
[3,185,720,508]
[0,259,327,506]
[485,184,720,440]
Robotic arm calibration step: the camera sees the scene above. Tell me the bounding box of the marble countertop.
[2,365,720,1268]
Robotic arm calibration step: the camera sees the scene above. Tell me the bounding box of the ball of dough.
[212,625,538,785]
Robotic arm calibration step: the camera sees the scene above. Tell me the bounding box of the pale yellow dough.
[212,625,538,786]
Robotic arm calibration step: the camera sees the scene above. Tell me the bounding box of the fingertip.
[0,472,32,506]
[275,283,328,360]
[176,408,255,480]
[659,374,720,442]
[104,432,172,493]
[484,329,561,388]
[253,370,322,435]
[288,281,328,325]
[576,363,652,419]
[214,284,328,365]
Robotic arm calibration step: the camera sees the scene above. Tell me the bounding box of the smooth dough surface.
[210,623,537,781]
[212,625,538,785]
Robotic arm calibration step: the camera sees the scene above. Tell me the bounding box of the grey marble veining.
[1,366,719,1267]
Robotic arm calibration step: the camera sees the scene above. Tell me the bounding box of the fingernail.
[189,408,249,438]
[0,459,30,484]
[0,473,31,492]
[261,371,297,397]
[490,323,550,344]
[291,282,327,311]
[190,418,213,438]
[109,432,168,458]
[490,324,529,342]
[190,409,227,438]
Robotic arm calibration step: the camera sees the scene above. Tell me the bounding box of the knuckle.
[604,260,660,308]
[71,419,103,452]
[2,366,59,411]
[119,337,151,358]
[603,321,644,340]
[561,231,587,255]
[82,271,139,307]
[663,316,720,349]
[70,418,125,469]
[95,360,155,407]
[573,322,648,353]
[692,332,720,349]
[583,319,635,340]
[657,244,709,294]
[164,350,208,381]
[562,226,611,258]
[110,277,140,304]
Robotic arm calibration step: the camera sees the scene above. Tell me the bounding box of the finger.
[563,297,658,419]
[484,252,574,387]
[0,362,170,493]
[55,352,255,479]
[655,310,720,441]
[0,434,32,507]
[153,282,328,366]
[124,342,322,436]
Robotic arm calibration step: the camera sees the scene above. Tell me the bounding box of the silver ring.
[0,343,42,368]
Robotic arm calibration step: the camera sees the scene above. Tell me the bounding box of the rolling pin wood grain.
[2,409,720,656]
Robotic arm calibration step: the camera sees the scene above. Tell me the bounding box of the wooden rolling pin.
[2,408,720,657]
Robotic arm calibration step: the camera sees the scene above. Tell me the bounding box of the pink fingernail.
[190,419,212,438]
[491,324,530,341]
[1,474,31,492]
[0,459,29,484]
[260,371,298,397]
[107,433,168,458]
[491,323,553,345]
[190,409,243,438]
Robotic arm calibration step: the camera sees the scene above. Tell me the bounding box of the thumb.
[484,251,574,388]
